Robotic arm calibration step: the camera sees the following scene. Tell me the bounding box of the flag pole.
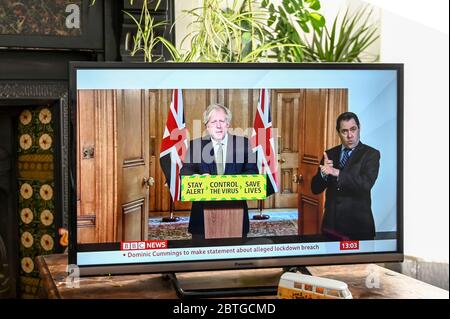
[252,199,270,220]
[159,88,186,223]
[161,183,179,223]
[252,88,275,220]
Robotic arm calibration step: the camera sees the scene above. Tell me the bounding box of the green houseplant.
[301,5,380,62]
[175,0,273,62]
[162,0,325,62]
[161,0,312,62]
[94,0,380,63]
[261,0,326,62]
[124,0,169,62]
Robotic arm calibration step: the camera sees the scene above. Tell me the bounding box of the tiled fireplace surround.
[0,81,69,297]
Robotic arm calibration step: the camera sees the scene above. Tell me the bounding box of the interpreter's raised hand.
[323,152,334,167]
[320,152,340,177]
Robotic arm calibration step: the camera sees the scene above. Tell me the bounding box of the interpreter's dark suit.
[180,134,258,237]
[311,142,380,240]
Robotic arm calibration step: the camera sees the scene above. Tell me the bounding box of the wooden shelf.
[36,254,449,299]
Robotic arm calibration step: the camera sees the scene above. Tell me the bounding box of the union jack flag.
[159,89,188,201]
[251,89,279,195]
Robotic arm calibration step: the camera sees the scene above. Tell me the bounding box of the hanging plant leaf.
[309,12,325,31]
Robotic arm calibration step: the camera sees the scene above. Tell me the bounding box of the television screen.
[69,63,403,281]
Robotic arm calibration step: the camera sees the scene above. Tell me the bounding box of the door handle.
[143,177,155,189]
[292,174,303,184]
[278,158,286,164]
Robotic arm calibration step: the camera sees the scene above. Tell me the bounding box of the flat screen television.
[69,62,403,296]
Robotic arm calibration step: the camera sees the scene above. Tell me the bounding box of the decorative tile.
[40,209,54,227]
[20,208,34,225]
[17,106,57,298]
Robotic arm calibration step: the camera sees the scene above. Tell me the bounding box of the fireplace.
[0,0,109,298]
[0,0,175,298]
[0,108,18,298]
[0,93,67,298]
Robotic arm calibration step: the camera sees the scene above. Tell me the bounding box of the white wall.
[372,0,449,263]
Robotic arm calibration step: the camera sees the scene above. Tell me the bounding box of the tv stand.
[163,268,285,298]
[283,266,312,275]
[36,255,450,299]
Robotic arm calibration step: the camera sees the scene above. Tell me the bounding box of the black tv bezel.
[68,62,404,276]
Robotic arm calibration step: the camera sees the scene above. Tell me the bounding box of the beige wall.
[174,0,199,51]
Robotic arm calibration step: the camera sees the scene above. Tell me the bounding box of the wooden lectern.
[203,201,244,239]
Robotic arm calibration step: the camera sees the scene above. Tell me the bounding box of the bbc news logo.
[121,240,168,251]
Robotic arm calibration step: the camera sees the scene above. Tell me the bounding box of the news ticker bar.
[77,240,397,266]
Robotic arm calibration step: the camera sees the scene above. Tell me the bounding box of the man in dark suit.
[180,103,258,239]
[311,112,380,240]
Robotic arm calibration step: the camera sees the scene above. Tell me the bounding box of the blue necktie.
[340,148,351,169]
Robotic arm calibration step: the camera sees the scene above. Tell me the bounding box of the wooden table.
[36,254,449,299]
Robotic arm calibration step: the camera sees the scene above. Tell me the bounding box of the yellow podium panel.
[180,174,267,201]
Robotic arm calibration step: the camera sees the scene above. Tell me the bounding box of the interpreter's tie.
[340,148,351,169]
[216,143,224,175]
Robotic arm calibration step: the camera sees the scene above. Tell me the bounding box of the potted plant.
[117,0,380,63]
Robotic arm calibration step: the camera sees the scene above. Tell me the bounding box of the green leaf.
[309,12,325,30]
[306,0,321,11]
[299,21,310,33]
[283,0,295,14]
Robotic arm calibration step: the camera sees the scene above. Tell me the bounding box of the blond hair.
[203,103,232,125]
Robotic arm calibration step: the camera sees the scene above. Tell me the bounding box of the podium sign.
[180,174,266,202]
